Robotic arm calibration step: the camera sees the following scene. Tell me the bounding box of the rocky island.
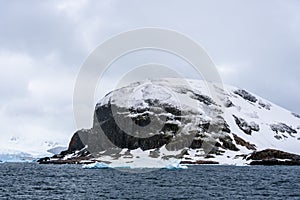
[38,79,300,166]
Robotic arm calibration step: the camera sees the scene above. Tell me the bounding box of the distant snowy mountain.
[38,78,300,166]
[0,136,67,162]
[0,149,33,163]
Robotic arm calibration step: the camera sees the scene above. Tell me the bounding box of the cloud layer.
[0,0,299,146]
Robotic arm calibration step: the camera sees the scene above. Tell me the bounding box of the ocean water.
[0,163,299,200]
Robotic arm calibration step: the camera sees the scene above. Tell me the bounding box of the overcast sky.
[0,0,300,145]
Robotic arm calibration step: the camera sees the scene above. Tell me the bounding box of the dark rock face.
[274,135,283,140]
[190,138,204,149]
[233,115,260,135]
[258,100,271,110]
[94,103,178,151]
[270,123,297,138]
[248,149,300,165]
[198,116,231,134]
[219,136,239,151]
[224,98,234,108]
[234,89,257,103]
[232,133,256,150]
[189,91,216,106]
[59,128,108,156]
[66,131,86,153]
[86,87,235,154]
[56,100,185,156]
[176,88,217,106]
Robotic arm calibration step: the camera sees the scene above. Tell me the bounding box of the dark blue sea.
[0,163,299,199]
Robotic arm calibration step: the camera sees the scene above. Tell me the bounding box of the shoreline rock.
[180,160,219,165]
[247,149,300,166]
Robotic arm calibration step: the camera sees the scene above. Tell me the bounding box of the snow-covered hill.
[40,78,300,166]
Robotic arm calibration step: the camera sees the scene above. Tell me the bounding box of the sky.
[0,0,300,147]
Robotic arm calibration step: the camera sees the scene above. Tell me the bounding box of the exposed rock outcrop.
[233,115,259,135]
[234,89,257,103]
[232,133,256,150]
[180,160,219,165]
[247,149,300,165]
[270,123,297,138]
[258,99,271,110]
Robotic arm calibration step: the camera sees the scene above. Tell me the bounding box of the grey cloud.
[0,0,299,145]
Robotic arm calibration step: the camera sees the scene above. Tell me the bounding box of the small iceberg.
[82,162,110,169]
[82,161,188,170]
[165,162,188,170]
